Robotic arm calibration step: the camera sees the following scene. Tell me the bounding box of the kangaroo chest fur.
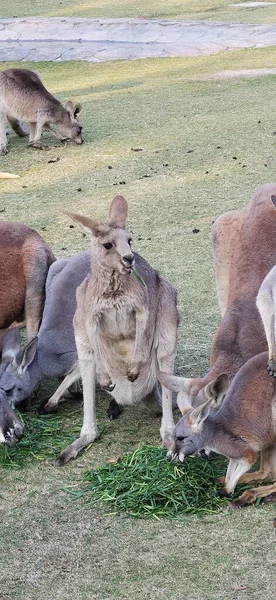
[86,291,157,406]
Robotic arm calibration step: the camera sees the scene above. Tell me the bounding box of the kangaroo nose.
[123,254,134,265]
[14,422,24,441]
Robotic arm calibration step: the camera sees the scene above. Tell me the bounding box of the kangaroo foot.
[107,399,123,420]
[38,399,58,415]
[29,141,58,150]
[267,359,276,377]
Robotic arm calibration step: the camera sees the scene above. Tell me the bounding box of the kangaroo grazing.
[174,184,276,413]
[158,351,276,506]
[0,68,83,154]
[0,252,121,419]
[0,221,55,350]
[56,194,179,465]
[0,386,24,446]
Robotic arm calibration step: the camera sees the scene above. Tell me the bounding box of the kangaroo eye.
[128,239,132,246]
[103,243,113,250]
[176,435,186,442]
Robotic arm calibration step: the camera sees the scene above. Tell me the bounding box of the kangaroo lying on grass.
[0,252,89,414]
[56,194,179,465]
[0,221,55,350]
[0,68,83,154]
[173,184,276,413]
[158,350,276,506]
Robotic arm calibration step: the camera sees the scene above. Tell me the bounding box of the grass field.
[2,0,276,23]
[0,50,276,599]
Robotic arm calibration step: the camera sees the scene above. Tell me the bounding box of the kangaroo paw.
[267,359,276,377]
[38,399,58,415]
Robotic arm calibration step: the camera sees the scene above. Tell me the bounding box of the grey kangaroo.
[56,194,180,465]
[0,68,83,154]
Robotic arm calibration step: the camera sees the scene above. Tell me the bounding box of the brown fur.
[0,68,83,153]
[163,352,276,503]
[179,184,276,406]
[0,221,55,346]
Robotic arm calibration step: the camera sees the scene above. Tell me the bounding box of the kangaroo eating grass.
[158,350,276,507]
[0,253,90,416]
[56,194,179,465]
[0,68,83,154]
[0,386,24,446]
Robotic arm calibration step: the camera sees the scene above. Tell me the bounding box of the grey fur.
[0,251,90,410]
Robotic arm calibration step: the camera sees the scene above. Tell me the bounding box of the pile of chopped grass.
[0,412,76,469]
[79,444,230,519]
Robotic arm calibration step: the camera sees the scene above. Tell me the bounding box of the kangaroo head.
[64,101,83,144]
[65,195,135,276]
[0,389,24,446]
[0,329,37,410]
[158,372,229,461]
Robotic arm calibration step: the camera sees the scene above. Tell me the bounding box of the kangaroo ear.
[204,374,229,407]
[16,337,38,374]
[107,195,128,228]
[157,372,193,393]
[271,195,276,209]
[64,211,109,237]
[65,100,74,116]
[157,372,194,416]
[189,399,213,431]
[74,103,82,117]
[2,328,21,366]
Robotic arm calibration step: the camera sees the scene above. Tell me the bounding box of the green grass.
[3,0,276,24]
[0,52,276,599]
[79,445,229,518]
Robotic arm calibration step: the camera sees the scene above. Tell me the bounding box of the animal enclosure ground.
[0,50,276,599]
[3,0,276,24]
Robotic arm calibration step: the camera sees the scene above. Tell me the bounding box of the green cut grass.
[3,0,276,24]
[80,445,228,518]
[0,412,77,468]
[72,445,255,519]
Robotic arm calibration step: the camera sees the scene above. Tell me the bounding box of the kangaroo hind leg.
[7,116,29,137]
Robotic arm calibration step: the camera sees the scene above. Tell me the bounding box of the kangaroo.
[0,386,24,446]
[0,221,55,349]
[173,184,276,412]
[256,260,276,378]
[0,252,122,420]
[158,351,276,506]
[0,68,83,154]
[56,194,179,465]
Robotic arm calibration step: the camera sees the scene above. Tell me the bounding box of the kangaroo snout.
[5,420,25,445]
[74,136,84,145]
[122,253,134,266]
